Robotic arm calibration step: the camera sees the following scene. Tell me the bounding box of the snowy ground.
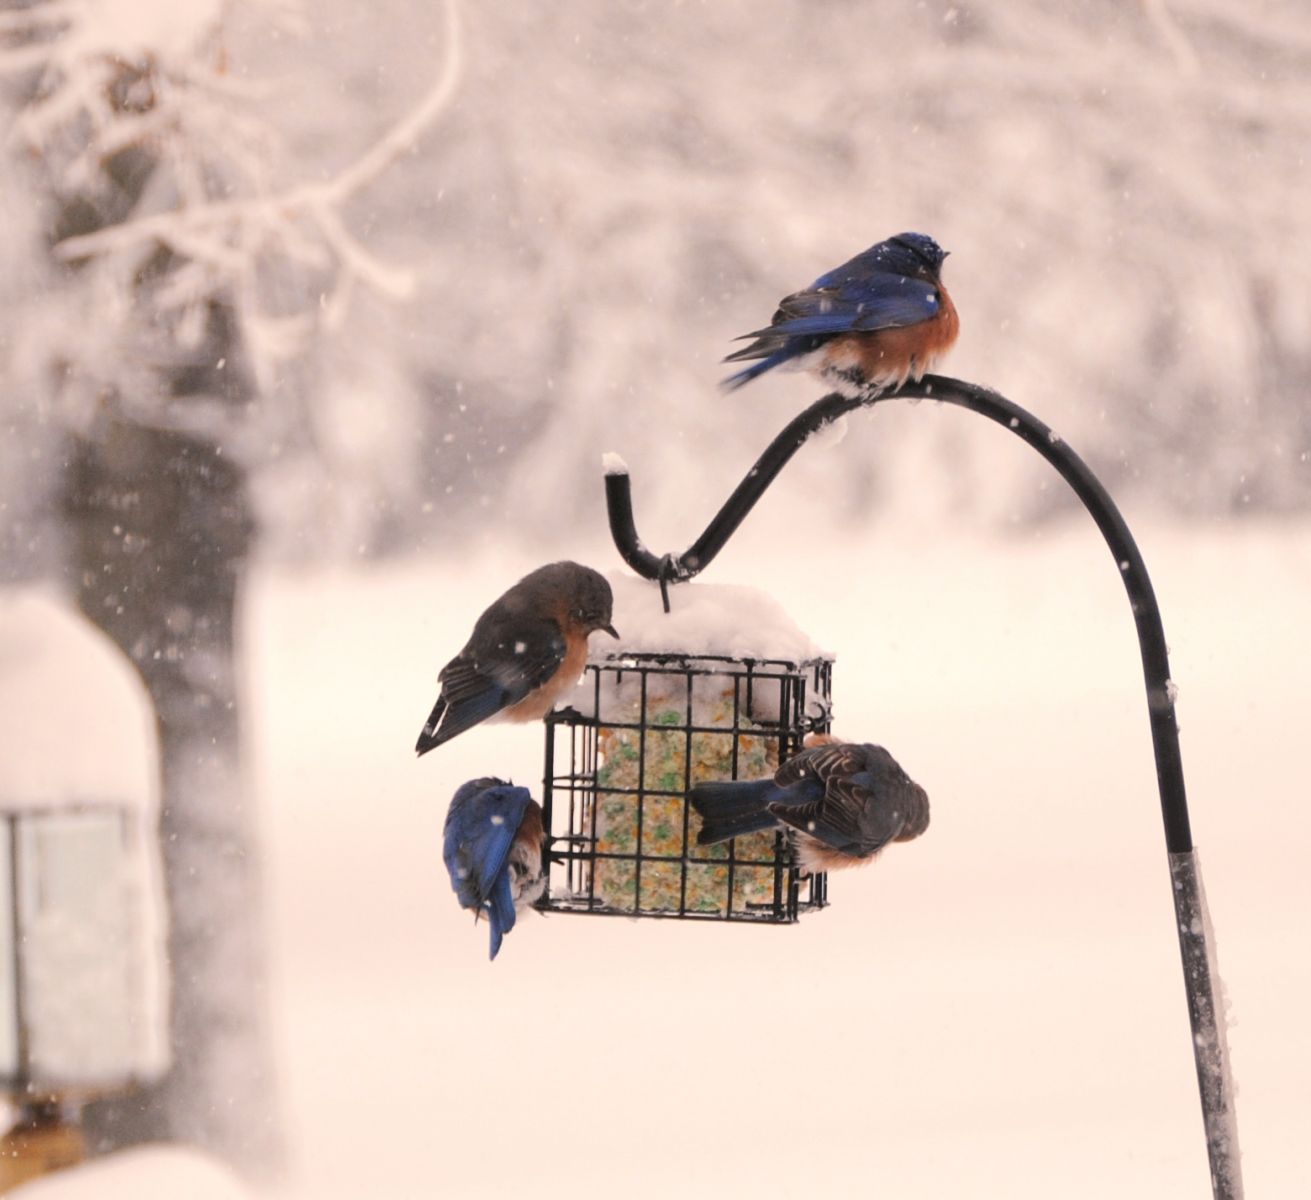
[234,511,1308,1200]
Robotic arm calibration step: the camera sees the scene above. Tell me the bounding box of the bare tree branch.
[50,0,462,308]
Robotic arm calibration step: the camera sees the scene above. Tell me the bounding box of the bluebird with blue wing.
[723,232,959,397]
[443,777,547,960]
[688,738,930,873]
[416,561,618,755]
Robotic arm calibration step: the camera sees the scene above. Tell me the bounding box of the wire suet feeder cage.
[540,652,832,924]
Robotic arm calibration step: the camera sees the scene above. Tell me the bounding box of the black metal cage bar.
[539,653,832,923]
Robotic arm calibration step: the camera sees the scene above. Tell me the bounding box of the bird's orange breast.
[821,283,959,388]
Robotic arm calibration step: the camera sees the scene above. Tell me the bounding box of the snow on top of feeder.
[601,451,630,476]
[0,588,158,813]
[604,571,829,662]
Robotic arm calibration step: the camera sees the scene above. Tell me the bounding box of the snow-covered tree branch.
[3,0,461,394]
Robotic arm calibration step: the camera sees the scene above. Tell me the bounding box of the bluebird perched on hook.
[416,561,618,755]
[443,777,547,960]
[688,738,929,873]
[723,232,959,397]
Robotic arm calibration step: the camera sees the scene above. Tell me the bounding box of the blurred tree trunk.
[46,124,282,1165]
[61,410,280,1169]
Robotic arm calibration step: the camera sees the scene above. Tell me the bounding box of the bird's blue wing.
[475,617,569,704]
[427,618,568,746]
[768,785,868,851]
[770,753,906,856]
[423,664,511,748]
[767,275,941,336]
[443,784,533,908]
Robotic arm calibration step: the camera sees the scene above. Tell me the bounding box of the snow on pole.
[1170,849,1244,1200]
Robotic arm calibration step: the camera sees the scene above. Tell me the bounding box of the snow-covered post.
[0,590,168,1193]
[603,376,1243,1199]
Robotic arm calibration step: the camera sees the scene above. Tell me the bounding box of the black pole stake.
[603,376,1242,1198]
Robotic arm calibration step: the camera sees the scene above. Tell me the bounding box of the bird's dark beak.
[601,623,620,639]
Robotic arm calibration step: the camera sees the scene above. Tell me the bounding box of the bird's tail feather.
[486,872,517,961]
[723,335,785,362]
[689,778,777,819]
[720,349,793,391]
[415,696,449,755]
[415,686,507,756]
[696,811,781,844]
[689,779,781,845]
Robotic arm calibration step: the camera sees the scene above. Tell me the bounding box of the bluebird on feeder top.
[415,561,619,755]
[443,777,546,961]
[721,231,958,398]
[689,737,929,875]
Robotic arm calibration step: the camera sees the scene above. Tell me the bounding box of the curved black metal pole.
[604,375,1242,1198]
[606,391,858,583]
[609,377,1191,843]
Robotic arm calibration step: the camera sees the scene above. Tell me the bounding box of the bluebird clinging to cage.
[689,739,929,873]
[443,777,547,960]
[722,232,958,397]
[415,561,618,755]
